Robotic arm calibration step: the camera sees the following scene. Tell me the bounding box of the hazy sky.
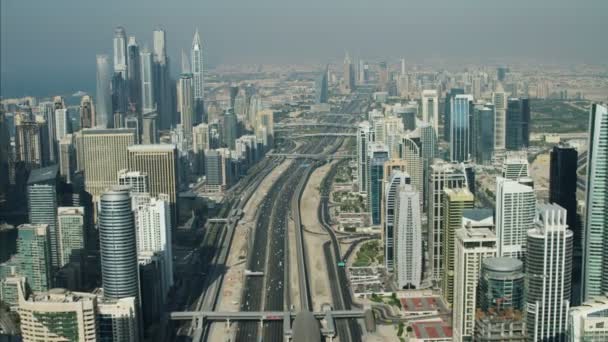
[2,0,607,98]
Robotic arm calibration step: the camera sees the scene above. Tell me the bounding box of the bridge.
[170,309,369,340]
[291,133,356,138]
[266,153,355,160]
[274,122,357,130]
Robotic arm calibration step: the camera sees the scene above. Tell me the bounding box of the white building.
[427,160,468,282]
[395,184,422,289]
[356,121,372,194]
[421,89,439,135]
[502,151,529,181]
[133,196,173,294]
[569,296,608,341]
[54,108,69,141]
[453,227,497,342]
[492,84,507,150]
[526,204,572,341]
[191,29,204,101]
[384,170,410,272]
[495,177,536,260]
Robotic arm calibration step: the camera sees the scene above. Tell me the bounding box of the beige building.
[255,109,274,146]
[441,187,474,306]
[77,128,136,198]
[18,286,98,342]
[127,144,178,224]
[453,228,497,341]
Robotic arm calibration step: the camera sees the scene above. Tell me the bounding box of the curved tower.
[99,186,139,302]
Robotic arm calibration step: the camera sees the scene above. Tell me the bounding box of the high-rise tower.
[421,90,439,135]
[191,29,204,104]
[526,204,572,341]
[113,26,128,77]
[127,37,141,113]
[495,177,536,260]
[395,184,422,289]
[450,94,474,162]
[582,104,608,301]
[96,55,112,128]
[99,186,140,302]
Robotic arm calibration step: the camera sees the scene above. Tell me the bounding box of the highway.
[235,92,366,341]
[171,156,284,341]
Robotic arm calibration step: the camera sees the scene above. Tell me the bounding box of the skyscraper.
[383,170,410,272]
[27,166,60,270]
[177,73,194,136]
[453,227,496,341]
[395,184,422,289]
[58,134,75,184]
[191,29,204,102]
[113,26,128,77]
[550,145,580,304]
[398,134,424,200]
[133,196,173,297]
[99,186,139,302]
[96,55,112,128]
[367,143,389,226]
[450,94,474,162]
[495,177,536,260]
[492,85,507,150]
[428,160,468,282]
[222,108,238,149]
[152,28,172,130]
[342,52,355,93]
[582,103,608,301]
[140,47,155,115]
[56,207,85,268]
[526,204,572,341]
[421,89,439,135]
[78,128,136,198]
[505,98,529,150]
[127,36,141,113]
[315,68,329,104]
[14,116,45,169]
[444,88,464,142]
[54,108,69,141]
[473,104,495,164]
[17,224,52,292]
[79,95,95,129]
[441,187,474,306]
[127,144,178,225]
[475,257,526,341]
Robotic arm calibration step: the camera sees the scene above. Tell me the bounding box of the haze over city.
[2,0,608,97]
[2,1,608,342]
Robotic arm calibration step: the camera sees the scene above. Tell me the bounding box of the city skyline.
[3,0,608,97]
[2,2,608,341]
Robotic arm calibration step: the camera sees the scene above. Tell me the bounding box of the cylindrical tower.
[99,186,139,302]
[478,257,524,312]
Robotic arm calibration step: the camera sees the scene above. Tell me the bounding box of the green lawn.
[530,99,590,133]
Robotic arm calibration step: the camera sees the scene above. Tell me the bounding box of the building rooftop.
[457,227,496,242]
[28,288,97,304]
[127,144,176,152]
[483,257,523,273]
[27,165,58,185]
[81,128,136,135]
[462,208,493,222]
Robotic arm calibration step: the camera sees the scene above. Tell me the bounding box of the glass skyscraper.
[27,166,59,270]
[582,104,608,301]
[368,144,389,226]
[99,186,140,303]
[450,94,474,162]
